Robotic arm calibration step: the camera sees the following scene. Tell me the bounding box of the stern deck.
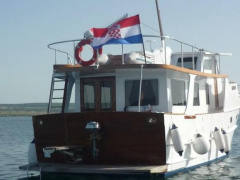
[19,163,168,175]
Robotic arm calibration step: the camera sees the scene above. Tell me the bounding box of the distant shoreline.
[0,103,74,117]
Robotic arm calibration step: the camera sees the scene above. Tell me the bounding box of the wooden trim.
[55,64,82,69]
[159,64,228,78]
[54,64,228,78]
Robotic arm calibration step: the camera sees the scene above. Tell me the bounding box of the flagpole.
[122,44,124,64]
[138,18,147,64]
[142,43,147,64]
[138,64,143,112]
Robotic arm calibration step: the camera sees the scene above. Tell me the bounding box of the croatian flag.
[91,15,143,49]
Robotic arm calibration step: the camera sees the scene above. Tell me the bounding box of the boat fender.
[75,39,103,66]
[28,139,38,164]
[170,124,184,156]
[193,134,210,155]
[212,127,225,153]
[98,53,109,65]
[222,130,230,154]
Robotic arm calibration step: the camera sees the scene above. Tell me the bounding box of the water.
[0,117,33,180]
[0,116,240,180]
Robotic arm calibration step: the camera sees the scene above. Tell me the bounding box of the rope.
[141,22,160,33]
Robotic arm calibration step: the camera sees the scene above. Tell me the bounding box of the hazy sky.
[1,0,240,104]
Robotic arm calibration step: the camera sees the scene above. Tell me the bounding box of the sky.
[1,0,240,104]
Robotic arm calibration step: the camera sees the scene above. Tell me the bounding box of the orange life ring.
[75,39,102,66]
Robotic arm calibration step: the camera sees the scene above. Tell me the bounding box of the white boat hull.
[164,109,239,173]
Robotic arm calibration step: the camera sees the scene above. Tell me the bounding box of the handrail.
[48,39,83,64]
[48,39,83,47]
[47,35,223,65]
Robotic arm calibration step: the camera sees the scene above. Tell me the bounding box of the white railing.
[48,39,82,65]
[47,35,219,66]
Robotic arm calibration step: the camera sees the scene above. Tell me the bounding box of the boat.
[20,1,240,178]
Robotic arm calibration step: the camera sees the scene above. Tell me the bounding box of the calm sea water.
[0,116,240,180]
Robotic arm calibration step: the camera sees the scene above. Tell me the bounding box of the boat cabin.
[48,36,238,116]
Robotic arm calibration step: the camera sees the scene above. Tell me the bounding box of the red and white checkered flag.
[108,24,121,39]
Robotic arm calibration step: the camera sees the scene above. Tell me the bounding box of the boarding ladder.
[47,70,69,114]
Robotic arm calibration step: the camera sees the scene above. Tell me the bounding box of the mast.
[155,0,166,63]
[155,0,164,40]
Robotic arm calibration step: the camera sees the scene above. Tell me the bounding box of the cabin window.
[232,85,236,90]
[171,79,186,106]
[193,82,200,106]
[81,77,116,112]
[83,82,95,110]
[203,58,213,72]
[177,57,197,70]
[125,79,158,106]
[100,81,112,110]
[205,84,210,105]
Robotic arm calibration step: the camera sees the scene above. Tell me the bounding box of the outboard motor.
[85,121,101,159]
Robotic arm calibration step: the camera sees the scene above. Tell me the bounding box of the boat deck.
[54,63,228,78]
[19,163,168,175]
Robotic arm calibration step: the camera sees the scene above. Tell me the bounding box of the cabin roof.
[54,64,228,78]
